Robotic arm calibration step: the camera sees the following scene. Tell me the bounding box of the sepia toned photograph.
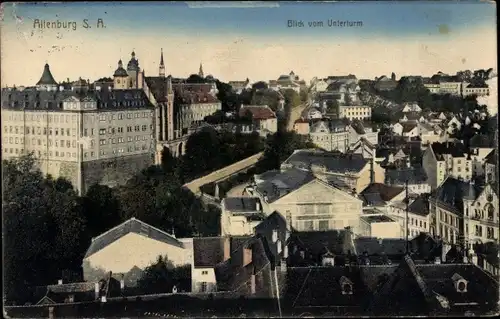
[1,1,498,317]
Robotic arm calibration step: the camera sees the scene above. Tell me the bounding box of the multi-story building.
[1,62,155,194]
[339,105,372,121]
[268,71,307,93]
[373,75,398,91]
[423,83,440,94]
[438,81,463,95]
[309,119,350,152]
[246,168,364,234]
[385,166,431,195]
[484,151,497,184]
[220,197,265,236]
[462,83,490,97]
[469,147,495,177]
[281,149,385,193]
[238,105,278,137]
[348,120,378,146]
[142,49,221,160]
[422,141,472,190]
[430,177,499,249]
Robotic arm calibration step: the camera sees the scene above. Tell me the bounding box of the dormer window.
[451,273,468,293]
[340,276,353,295]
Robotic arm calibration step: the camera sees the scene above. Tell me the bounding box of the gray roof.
[282,149,368,174]
[84,218,184,259]
[434,177,482,214]
[355,237,407,257]
[126,52,140,71]
[36,63,58,85]
[408,194,431,217]
[255,167,315,203]
[1,87,153,111]
[385,166,428,185]
[222,197,262,212]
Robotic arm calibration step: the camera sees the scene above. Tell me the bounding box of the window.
[99,139,106,145]
[200,282,207,292]
[118,127,123,133]
[84,129,88,136]
[300,205,315,215]
[319,220,329,231]
[55,128,59,136]
[201,271,208,275]
[99,114,106,121]
[99,129,106,135]
[304,221,314,231]
[118,113,123,120]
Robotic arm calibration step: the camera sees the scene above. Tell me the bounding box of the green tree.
[82,184,122,238]
[3,154,87,304]
[256,131,315,172]
[137,255,192,294]
[283,89,301,110]
[186,74,206,83]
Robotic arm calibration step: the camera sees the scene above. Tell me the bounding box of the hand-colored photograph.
[1,1,498,318]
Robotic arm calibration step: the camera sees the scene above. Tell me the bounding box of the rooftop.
[222,197,262,213]
[84,218,183,259]
[282,149,368,175]
[360,215,396,223]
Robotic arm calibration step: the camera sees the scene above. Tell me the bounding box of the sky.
[0,1,497,86]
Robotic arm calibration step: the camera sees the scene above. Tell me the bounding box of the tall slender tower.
[198,62,204,78]
[159,48,165,78]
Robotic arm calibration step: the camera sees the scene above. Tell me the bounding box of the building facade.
[1,62,155,194]
[339,105,372,121]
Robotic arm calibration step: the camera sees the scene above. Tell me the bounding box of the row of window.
[5,126,77,137]
[85,144,150,157]
[93,125,151,136]
[439,210,459,227]
[410,218,427,229]
[98,111,152,121]
[4,136,78,148]
[6,113,77,123]
[97,135,150,145]
[2,148,77,158]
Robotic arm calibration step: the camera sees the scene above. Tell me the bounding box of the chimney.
[250,266,256,295]
[94,282,100,300]
[434,256,441,264]
[57,279,63,285]
[120,274,125,291]
[48,307,54,319]
[255,200,261,212]
[223,236,231,261]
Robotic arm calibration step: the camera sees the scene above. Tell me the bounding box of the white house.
[306,107,323,120]
[359,210,402,239]
[220,197,265,236]
[462,83,490,97]
[238,104,278,136]
[310,77,329,93]
[246,168,365,234]
[82,218,192,287]
[309,119,350,152]
[402,103,422,113]
[446,116,462,134]
[192,236,230,293]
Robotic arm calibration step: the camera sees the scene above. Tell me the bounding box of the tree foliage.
[137,255,191,294]
[3,154,88,304]
[256,131,315,172]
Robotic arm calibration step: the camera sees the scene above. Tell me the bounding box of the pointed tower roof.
[36,63,58,86]
[198,62,204,77]
[160,48,164,66]
[114,59,128,77]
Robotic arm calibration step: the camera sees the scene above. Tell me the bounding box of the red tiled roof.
[239,105,276,120]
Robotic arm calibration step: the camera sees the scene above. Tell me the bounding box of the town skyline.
[1,1,497,86]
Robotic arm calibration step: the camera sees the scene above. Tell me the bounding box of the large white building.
[430,177,499,250]
[1,62,155,194]
[309,119,350,152]
[422,141,473,190]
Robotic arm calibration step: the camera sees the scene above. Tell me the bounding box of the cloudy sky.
[0,1,496,86]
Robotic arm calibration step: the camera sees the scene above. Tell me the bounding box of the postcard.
[1,1,498,318]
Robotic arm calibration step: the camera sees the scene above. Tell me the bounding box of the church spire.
[198,62,204,78]
[159,48,165,78]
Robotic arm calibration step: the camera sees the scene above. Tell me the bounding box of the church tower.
[159,48,165,78]
[198,62,204,78]
[113,59,128,90]
[126,51,140,88]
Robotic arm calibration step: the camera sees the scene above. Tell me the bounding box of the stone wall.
[81,153,154,193]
